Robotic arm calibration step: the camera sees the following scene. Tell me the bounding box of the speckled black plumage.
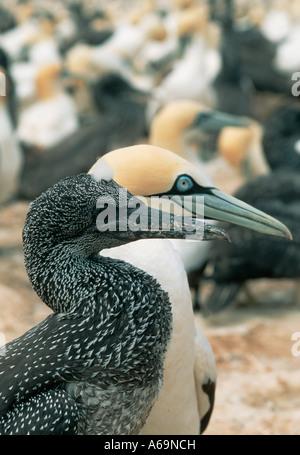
[202,172,300,315]
[263,106,300,172]
[0,174,172,434]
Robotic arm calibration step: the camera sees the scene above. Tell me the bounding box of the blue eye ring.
[176,175,194,192]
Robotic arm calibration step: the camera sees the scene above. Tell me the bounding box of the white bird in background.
[17,62,78,150]
[88,144,290,434]
[275,25,300,75]
[0,2,40,61]
[152,4,222,109]
[27,15,61,67]
[0,68,23,204]
[64,9,170,92]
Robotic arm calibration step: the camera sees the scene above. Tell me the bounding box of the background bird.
[262,105,300,172]
[17,71,149,200]
[0,65,23,205]
[17,62,79,150]
[201,171,300,316]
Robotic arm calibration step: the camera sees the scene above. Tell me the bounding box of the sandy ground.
[0,200,300,435]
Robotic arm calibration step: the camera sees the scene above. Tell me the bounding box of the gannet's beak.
[193,111,249,132]
[93,201,230,242]
[179,188,292,240]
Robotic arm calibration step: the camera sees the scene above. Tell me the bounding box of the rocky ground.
[0,200,300,435]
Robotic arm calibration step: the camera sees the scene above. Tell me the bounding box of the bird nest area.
[1,202,300,436]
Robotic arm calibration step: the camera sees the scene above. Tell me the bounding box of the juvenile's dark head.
[22,170,141,312]
[22,170,136,258]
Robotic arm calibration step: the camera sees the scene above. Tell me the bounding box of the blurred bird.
[236,26,290,94]
[58,3,113,54]
[217,119,270,190]
[262,105,300,172]
[17,62,78,150]
[213,15,254,117]
[0,66,23,205]
[0,1,40,61]
[149,99,251,190]
[260,4,291,43]
[64,9,169,89]
[211,0,290,95]
[201,171,298,316]
[0,47,18,127]
[152,4,222,108]
[272,0,300,75]
[18,72,149,200]
[275,26,300,75]
[25,13,61,66]
[0,4,16,34]
[89,144,291,434]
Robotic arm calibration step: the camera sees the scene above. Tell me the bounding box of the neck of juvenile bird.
[23,231,117,314]
[24,243,94,313]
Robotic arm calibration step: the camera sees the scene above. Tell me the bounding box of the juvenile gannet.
[0,168,222,434]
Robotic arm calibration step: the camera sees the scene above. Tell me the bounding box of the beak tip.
[226,233,232,243]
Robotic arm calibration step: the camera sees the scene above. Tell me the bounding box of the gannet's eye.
[176,175,194,192]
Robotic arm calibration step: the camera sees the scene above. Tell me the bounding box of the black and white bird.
[201,171,299,316]
[89,145,291,434]
[0,157,226,435]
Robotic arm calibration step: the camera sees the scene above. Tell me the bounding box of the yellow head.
[88,144,291,240]
[177,4,209,36]
[218,126,253,168]
[90,144,212,196]
[150,100,207,158]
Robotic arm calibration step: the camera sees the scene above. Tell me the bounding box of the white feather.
[0,106,23,204]
[90,160,114,182]
[102,239,216,435]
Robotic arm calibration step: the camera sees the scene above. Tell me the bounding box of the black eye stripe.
[146,175,215,197]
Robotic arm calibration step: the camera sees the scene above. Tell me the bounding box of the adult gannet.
[202,171,300,315]
[89,144,291,434]
[149,100,270,188]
